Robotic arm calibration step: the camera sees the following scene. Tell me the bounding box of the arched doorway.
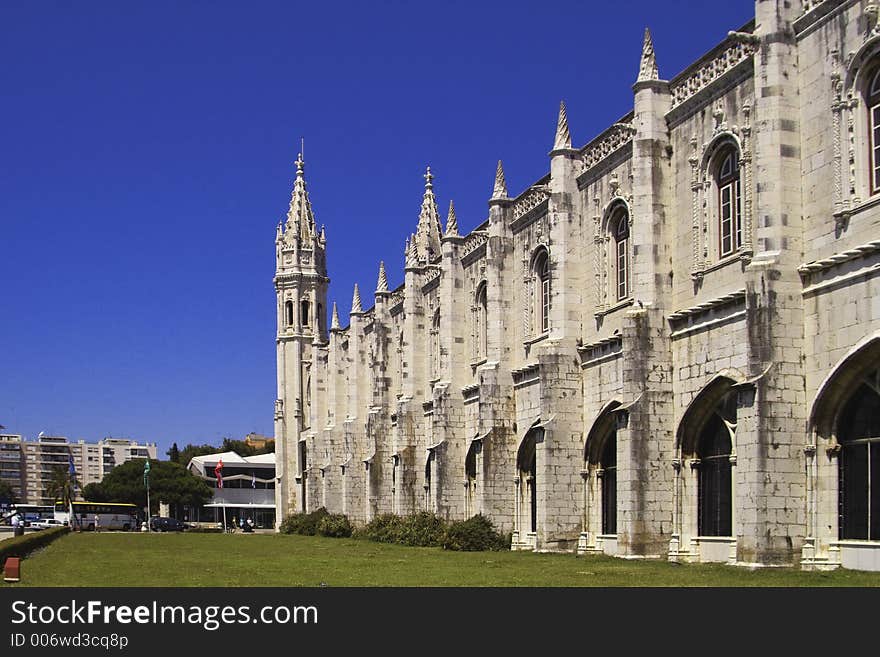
[515,428,540,548]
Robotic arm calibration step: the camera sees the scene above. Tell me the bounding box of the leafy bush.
[398,512,448,547]
[352,514,405,543]
[0,525,70,567]
[279,507,329,536]
[317,514,353,538]
[441,514,510,551]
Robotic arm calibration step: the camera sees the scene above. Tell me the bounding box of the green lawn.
[4,532,880,587]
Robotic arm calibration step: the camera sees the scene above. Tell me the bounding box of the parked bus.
[2,504,54,526]
[54,501,140,531]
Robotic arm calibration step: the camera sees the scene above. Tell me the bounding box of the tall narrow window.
[285,300,294,327]
[717,148,742,257]
[600,432,617,535]
[300,300,310,331]
[869,69,880,194]
[613,210,629,301]
[533,251,550,335]
[475,283,487,360]
[697,392,735,537]
[838,369,880,540]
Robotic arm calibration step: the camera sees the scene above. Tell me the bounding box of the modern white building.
[187,451,276,528]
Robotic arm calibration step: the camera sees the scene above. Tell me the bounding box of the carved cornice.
[513,187,551,220]
[580,120,636,173]
[668,33,758,111]
[797,240,880,275]
[667,289,746,323]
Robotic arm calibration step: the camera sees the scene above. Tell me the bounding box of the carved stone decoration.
[689,136,702,279]
[492,160,509,200]
[445,200,459,236]
[553,100,573,151]
[331,302,340,330]
[376,261,388,293]
[637,27,659,82]
[513,186,550,219]
[669,38,758,109]
[351,283,363,314]
[581,122,636,171]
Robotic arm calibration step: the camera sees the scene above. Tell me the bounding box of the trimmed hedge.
[1,526,70,566]
[441,515,510,551]
[279,508,330,536]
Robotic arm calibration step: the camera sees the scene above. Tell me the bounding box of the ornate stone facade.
[274,1,880,570]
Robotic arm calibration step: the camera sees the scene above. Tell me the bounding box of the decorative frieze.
[669,38,758,110]
[581,121,636,172]
[513,187,550,220]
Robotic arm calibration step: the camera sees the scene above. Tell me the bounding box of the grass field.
[3,532,880,587]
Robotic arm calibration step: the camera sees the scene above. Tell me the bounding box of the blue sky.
[0,1,753,456]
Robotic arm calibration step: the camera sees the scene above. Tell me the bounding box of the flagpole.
[146,482,151,533]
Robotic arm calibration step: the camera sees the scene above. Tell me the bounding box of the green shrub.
[317,514,353,538]
[398,512,448,547]
[441,514,510,551]
[279,507,329,536]
[352,514,405,543]
[0,526,70,567]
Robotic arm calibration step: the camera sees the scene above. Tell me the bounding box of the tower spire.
[376,261,388,293]
[331,302,340,330]
[285,151,316,241]
[351,283,362,314]
[553,100,572,151]
[445,200,459,236]
[491,160,508,200]
[637,27,659,82]
[412,166,443,262]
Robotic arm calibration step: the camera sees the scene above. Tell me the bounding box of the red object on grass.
[4,557,21,582]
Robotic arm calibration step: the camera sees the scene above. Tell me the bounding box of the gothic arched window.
[697,392,736,537]
[285,300,294,327]
[716,146,742,257]
[533,250,550,335]
[613,209,630,301]
[867,68,880,194]
[838,369,880,540]
[600,432,617,535]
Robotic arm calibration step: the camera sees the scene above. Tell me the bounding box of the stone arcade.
[273,0,880,569]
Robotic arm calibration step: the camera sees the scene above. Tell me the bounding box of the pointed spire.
[491,160,508,200]
[319,224,326,242]
[445,200,459,236]
[637,27,659,82]
[285,152,316,241]
[331,302,340,330]
[351,283,362,314]
[376,261,388,293]
[406,232,418,268]
[553,101,572,151]
[412,166,443,262]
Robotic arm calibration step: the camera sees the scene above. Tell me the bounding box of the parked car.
[149,517,188,532]
[30,518,66,530]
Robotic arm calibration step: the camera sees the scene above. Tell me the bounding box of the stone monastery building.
[274,0,880,569]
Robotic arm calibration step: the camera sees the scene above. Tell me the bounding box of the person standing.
[94,514,100,532]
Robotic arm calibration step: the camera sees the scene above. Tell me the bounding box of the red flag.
[214,458,223,489]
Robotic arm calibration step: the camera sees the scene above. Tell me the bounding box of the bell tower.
[274,152,329,524]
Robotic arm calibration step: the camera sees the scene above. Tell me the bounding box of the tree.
[0,480,17,505]
[176,443,219,468]
[43,465,76,507]
[166,442,180,463]
[83,459,212,516]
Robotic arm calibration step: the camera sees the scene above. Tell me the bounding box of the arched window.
[838,369,880,540]
[316,303,323,336]
[716,146,742,257]
[517,430,539,534]
[533,250,550,335]
[612,209,629,301]
[424,455,433,513]
[600,432,617,535]
[868,69,880,194]
[474,282,487,360]
[285,300,294,327]
[697,392,736,537]
[465,442,479,517]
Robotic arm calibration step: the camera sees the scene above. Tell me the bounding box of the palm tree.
[43,465,75,508]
